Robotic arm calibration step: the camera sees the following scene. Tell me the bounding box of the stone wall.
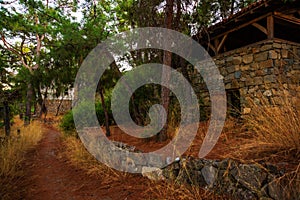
[45,99,72,115]
[162,157,297,200]
[185,39,300,117]
[79,128,295,200]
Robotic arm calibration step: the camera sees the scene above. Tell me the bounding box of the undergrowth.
[0,119,44,200]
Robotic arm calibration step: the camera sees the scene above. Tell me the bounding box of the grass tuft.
[0,119,44,200]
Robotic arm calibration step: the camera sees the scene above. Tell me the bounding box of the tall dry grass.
[0,119,44,199]
[227,88,300,199]
[234,89,300,162]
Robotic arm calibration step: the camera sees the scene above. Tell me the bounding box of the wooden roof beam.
[267,15,274,39]
[211,12,272,41]
[252,22,268,35]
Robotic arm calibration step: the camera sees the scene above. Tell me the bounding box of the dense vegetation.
[0,0,258,138]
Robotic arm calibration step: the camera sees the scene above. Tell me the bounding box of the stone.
[264,75,276,84]
[256,70,265,76]
[234,71,242,79]
[225,83,231,89]
[201,165,218,186]
[227,66,236,73]
[254,52,268,61]
[259,60,273,68]
[250,63,259,70]
[254,77,263,85]
[260,44,273,51]
[246,77,255,86]
[142,167,164,181]
[233,56,242,65]
[267,176,284,200]
[269,50,278,59]
[231,164,267,194]
[241,65,250,71]
[250,72,256,77]
[242,54,254,64]
[226,56,233,62]
[232,79,239,88]
[273,43,281,48]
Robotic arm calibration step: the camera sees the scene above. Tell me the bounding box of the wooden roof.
[196,0,300,56]
[208,0,300,37]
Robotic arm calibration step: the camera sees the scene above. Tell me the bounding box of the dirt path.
[22,126,152,200]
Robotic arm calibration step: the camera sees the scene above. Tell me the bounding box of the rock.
[201,165,218,186]
[269,50,278,59]
[142,167,164,181]
[254,52,268,61]
[241,65,250,71]
[233,56,242,65]
[260,44,273,51]
[254,77,263,85]
[231,164,267,196]
[267,176,284,200]
[243,54,254,64]
[264,75,276,84]
[259,60,274,68]
[281,49,288,58]
[273,43,281,49]
[227,65,236,73]
[234,71,242,79]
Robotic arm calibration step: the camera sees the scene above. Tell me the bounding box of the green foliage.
[60,96,114,135]
[60,110,76,136]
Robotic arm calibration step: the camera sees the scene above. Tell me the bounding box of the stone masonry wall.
[185,39,300,117]
[81,128,295,200]
[45,99,72,115]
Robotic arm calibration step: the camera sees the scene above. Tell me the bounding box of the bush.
[59,110,75,135]
[60,98,114,135]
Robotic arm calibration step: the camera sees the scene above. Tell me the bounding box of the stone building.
[190,0,300,117]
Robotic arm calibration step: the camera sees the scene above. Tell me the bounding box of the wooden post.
[267,15,274,39]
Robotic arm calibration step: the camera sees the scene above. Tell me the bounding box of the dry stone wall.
[184,39,300,117]
[81,128,295,200]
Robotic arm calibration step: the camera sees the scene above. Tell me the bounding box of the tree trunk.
[55,96,64,116]
[25,82,33,125]
[158,0,174,142]
[4,101,10,137]
[99,88,111,137]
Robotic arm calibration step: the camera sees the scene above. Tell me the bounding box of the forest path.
[22,125,149,200]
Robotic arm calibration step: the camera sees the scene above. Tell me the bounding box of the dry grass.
[62,134,226,199]
[147,178,229,200]
[230,90,300,163]
[0,119,44,199]
[62,135,123,179]
[225,89,300,199]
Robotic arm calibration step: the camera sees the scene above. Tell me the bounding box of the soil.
[17,120,297,199]
[21,125,157,200]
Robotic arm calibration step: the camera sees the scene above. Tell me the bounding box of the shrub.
[60,98,114,135]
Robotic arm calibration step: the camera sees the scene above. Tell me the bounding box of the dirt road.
[22,126,152,200]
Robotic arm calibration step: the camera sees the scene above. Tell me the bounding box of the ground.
[12,118,298,199]
[21,125,157,200]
